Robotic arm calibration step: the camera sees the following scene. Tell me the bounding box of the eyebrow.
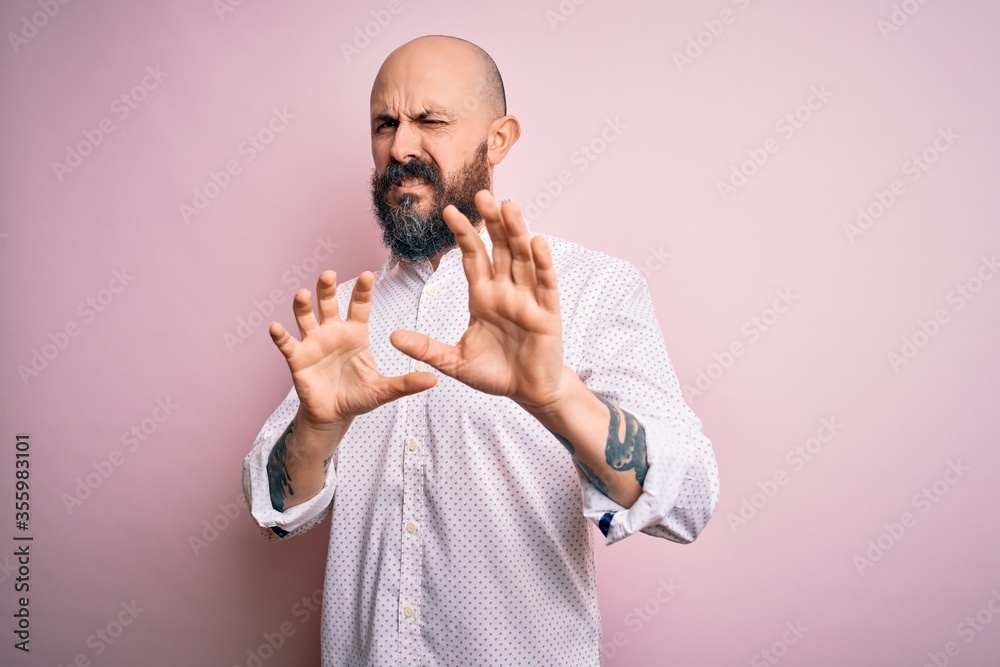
[371,108,455,125]
[414,108,454,120]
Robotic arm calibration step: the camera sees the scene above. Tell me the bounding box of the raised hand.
[269,270,438,431]
[390,190,569,412]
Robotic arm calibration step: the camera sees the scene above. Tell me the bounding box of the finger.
[443,201,494,286]
[316,270,339,323]
[389,329,462,378]
[268,321,299,360]
[292,289,320,339]
[475,190,511,279]
[346,271,375,324]
[499,199,536,286]
[531,235,561,313]
[377,371,438,402]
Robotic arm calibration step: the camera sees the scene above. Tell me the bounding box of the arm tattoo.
[552,430,608,493]
[552,432,575,455]
[575,460,609,495]
[546,396,649,495]
[598,396,649,487]
[267,421,295,512]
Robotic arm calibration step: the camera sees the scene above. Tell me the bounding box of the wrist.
[290,409,352,462]
[518,366,589,428]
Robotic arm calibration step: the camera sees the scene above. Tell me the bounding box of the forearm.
[521,366,649,508]
[267,408,351,511]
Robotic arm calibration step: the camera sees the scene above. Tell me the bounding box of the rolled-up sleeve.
[572,260,720,546]
[242,386,337,542]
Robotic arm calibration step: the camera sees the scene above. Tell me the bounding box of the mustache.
[377,159,440,190]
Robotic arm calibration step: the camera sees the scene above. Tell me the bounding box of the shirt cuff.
[580,415,716,546]
[243,419,338,537]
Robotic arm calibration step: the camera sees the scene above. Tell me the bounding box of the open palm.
[270,270,437,428]
[390,191,568,411]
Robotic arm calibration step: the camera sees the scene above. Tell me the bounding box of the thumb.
[377,371,438,402]
[390,330,459,376]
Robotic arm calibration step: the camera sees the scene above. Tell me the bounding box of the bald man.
[243,35,719,666]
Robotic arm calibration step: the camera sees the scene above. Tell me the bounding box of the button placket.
[399,289,430,660]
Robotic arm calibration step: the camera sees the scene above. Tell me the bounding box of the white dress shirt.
[242,224,720,666]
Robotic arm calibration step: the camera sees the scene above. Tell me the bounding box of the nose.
[389,120,421,164]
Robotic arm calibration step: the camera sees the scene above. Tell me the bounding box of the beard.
[370,141,491,262]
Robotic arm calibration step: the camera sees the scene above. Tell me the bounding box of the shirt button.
[424,284,439,296]
[408,438,420,452]
[403,605,415,618]
[413,361,429,372]
[406,520,419,534]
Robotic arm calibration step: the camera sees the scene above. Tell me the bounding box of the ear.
[485,115,521,166]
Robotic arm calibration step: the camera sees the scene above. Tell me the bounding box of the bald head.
[367,36,521,263]
[371,35,506,120]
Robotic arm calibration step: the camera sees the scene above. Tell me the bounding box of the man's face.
[369,44,496,261]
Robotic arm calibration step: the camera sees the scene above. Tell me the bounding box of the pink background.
[2,0,999,665]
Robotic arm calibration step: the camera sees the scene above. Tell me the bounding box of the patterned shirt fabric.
[242,223,720,666]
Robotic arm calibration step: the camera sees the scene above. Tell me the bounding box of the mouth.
[392,176,429,192]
